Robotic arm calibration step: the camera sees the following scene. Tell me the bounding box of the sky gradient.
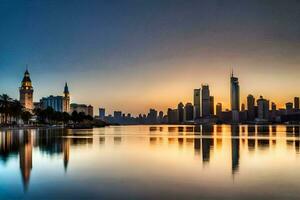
[0,0,300,115]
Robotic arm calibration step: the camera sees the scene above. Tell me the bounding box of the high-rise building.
[148,109,157,123]
[167,108,178,124]
[184,103,194,121]
[177,102,184,123]
[194,89,201,120]
[99,108,105,120]
[19,69,34,111]
[230,72,240,123]
[294,97,299,110]
[257,96,269,121]
[158,111,164,123]
[247,94,255,121]
[216,103,222,118]
[201,85,210,117]
[40,84,71,113]
[40,95,64,112]
[63,82,70,113]
[209,96,214,115]
[286,102,293,114]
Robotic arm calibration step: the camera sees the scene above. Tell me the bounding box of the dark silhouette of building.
[247,94,255,121]
[209,96,214,115]
[216,103,222,118]
[294,97,300,110]
[184,103,194,121]
[230,72,240,123]
[257,96,269,121]
[201,85,210,117]
[177,102,184,123]
[194,89,201,120]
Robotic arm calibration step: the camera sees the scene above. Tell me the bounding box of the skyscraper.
[63,82,70,113]
[257,96,269,121]
[19,69,34,111]
[177,102,184,123]
[216,103,222,118]
[193,89,201,120]
[99,108,105,120]
[184,103,194,121]
[209,96,214,115]
[201,84,210,117]
[247,94,255,121]
[294,97,299,110]
[230,72,240,123]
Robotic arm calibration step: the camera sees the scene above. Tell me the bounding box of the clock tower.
[19,69,34,111]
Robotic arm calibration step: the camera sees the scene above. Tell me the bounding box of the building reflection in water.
[19,130,32,191]
[0,128,94,191]
[231,125,239,174]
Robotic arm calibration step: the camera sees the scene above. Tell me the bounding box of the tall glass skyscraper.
[230,72,240,123]
[201,85,210,117]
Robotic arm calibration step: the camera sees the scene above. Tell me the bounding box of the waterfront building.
[63,83,70,113]
[294,97,299,110]
[40,96,64,112]
[87,105,94,116]
[201,84,210,117]
[184,103,194,121]
[247,95,255,121]
[148,109,157,123]
[167,108,178,124]
[209,96,214,115]
[216,103,222,118]
[70,103,91,115]
[194,89,201,120]
[99,108,105,120]
[19,69,34,111]
[286,102,293,114]
[158,111,164,123]
[177,102,184,123]
[230,72,240,123]
[257,96,269,121]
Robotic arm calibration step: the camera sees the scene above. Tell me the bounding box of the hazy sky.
[0,0,300,115]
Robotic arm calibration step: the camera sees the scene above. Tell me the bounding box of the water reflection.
[1,125,300,198]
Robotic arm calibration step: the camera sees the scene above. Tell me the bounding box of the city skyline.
[1,1,300,115]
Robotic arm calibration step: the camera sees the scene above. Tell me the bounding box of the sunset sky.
[0,0,300,115]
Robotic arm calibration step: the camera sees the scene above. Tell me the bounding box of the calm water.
[1,125,300,199]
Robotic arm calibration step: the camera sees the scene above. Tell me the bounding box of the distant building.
[194,89,201,120]
[114,111,122,119]
[177,102,184,123]
[71,103,91,115]
[201,85,210,117]
[148,109,157,123]
[247,95,255,121]
[40,96,64,112]
[19,69,34,111]
[286,102,293,114]
[167,108,178,124]
[209,96,214,115]
[230,72,240,123]
[184,103,194,121]
[40,83,71,113]
[257,96,269,121]
[216,103,222,118]
[87,105,94,116]
[99,108,105,120]
[158,111,164,123]
[294,97,299,110]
